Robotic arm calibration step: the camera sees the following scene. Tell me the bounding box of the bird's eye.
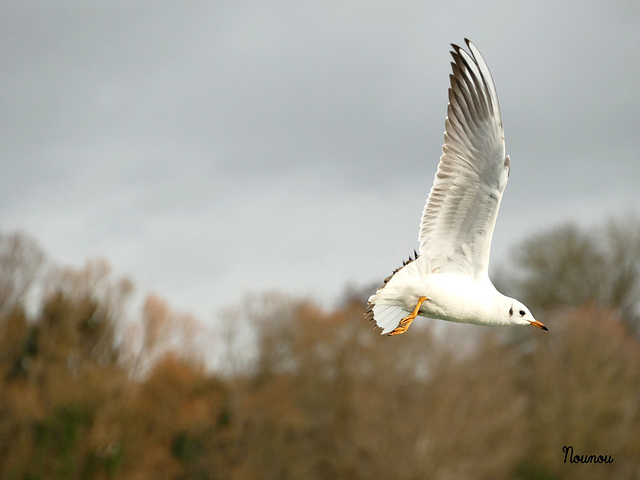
[519,310,525,316]
[509,307,513,316]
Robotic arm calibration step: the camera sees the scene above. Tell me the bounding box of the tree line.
[0,217,639,479]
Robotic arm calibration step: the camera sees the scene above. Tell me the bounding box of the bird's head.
[505,298,548,331]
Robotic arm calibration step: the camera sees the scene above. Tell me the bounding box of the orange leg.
[388,296,428,336]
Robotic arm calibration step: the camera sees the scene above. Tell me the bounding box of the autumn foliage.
[1,222,639,479]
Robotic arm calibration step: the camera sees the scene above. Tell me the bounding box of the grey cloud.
[2,1,639,319]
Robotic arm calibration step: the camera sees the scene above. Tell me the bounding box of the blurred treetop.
[0,217,639,480]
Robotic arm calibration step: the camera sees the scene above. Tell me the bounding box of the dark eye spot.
[509,307,513,316]
[519,310,525,316]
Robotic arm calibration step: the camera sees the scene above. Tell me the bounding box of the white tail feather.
[372,304,410,335]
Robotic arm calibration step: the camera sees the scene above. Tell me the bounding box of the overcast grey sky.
[3,1,639,322]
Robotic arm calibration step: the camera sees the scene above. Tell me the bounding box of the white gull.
[366,39,548,335]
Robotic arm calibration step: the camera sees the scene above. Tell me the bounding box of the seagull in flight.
[366,39,548,335]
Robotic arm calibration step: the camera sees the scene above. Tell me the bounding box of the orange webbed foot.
[388,296,428,336]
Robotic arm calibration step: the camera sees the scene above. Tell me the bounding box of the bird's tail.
[365,302,411,335]
[365,251,423,334]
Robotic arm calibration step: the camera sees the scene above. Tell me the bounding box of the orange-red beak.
[529,320,549,331]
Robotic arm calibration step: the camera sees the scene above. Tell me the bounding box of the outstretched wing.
[418,39,510,279]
